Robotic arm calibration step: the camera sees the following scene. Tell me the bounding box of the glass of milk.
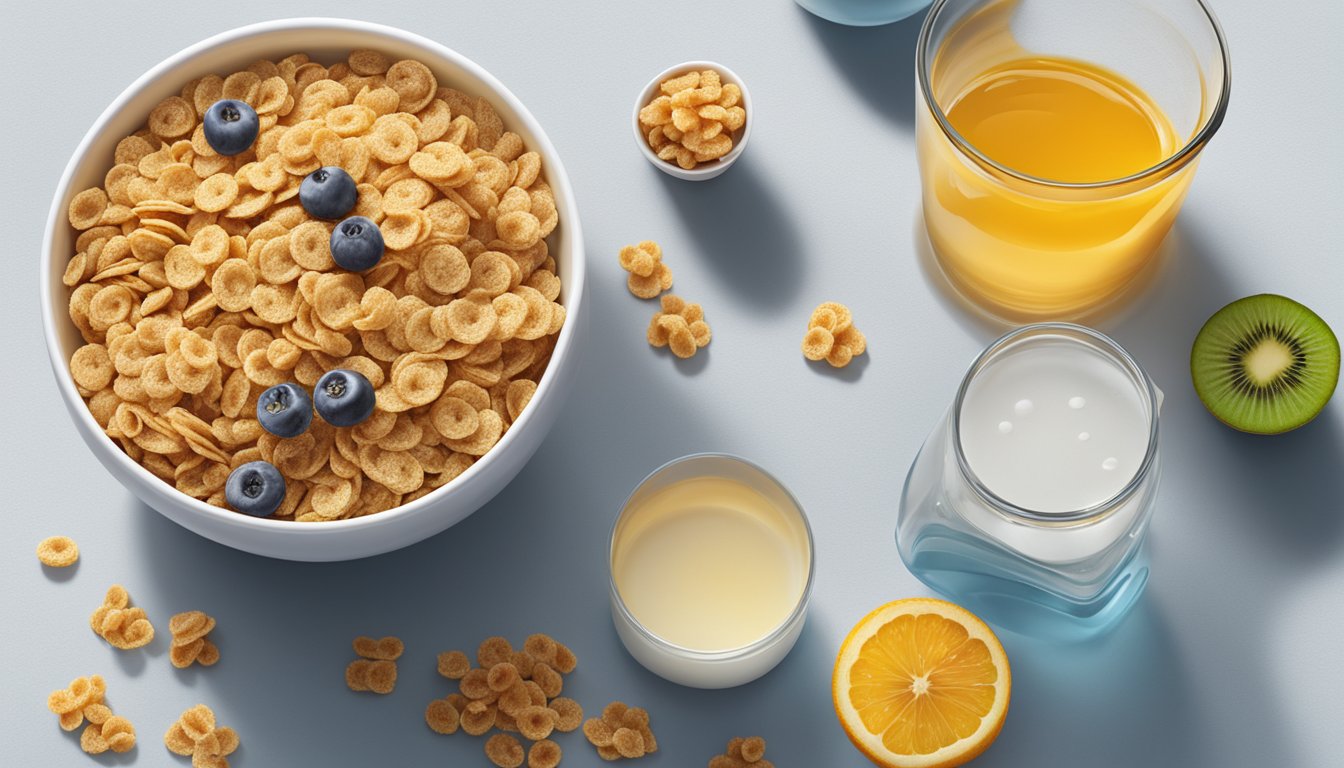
[897,323,1162,640]
[609,454,815,688]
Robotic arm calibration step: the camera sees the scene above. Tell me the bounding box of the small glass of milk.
[897,323,1162,641]
[609,454,815,688]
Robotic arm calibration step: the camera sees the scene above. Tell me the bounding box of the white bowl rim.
[39,17,586,532]
[630,60,752,178]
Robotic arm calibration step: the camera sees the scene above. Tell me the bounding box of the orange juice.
[945,57,1176,185]
[917,29,1202,319]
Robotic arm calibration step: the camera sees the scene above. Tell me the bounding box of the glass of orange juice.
[916,0,1230,320]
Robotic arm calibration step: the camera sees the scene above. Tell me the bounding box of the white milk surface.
[612,476,809,652]
[958,337,1150,513]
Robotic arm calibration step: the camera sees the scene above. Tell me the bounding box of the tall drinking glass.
[916,0,1231,320]
[896,324,1162,640]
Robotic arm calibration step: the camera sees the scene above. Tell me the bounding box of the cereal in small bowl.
[633,61,750,181]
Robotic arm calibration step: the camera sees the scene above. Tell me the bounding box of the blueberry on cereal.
[225,461,286,517]
[256,382,313,438]
[330,216,385,272]
[300,166,358,220]
[315,369,376,427]
[202,99,259,156]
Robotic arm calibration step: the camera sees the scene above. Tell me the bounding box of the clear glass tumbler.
[896,324,1162,641]
[915,0,1231,320]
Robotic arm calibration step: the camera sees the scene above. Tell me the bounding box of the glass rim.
[916,0,1232,190]
[951,323,1161,523]
[607,452,816,661]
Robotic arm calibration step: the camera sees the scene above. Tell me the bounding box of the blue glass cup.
[795,0,932,26]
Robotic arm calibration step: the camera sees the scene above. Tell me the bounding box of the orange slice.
[832,598,1011,768]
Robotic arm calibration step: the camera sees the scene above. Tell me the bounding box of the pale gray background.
[3,1,1341,765]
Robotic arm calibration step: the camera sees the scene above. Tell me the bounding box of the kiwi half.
[1191,294,1340,434]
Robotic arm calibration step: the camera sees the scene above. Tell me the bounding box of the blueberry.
[256,382,313,438]
[299,166,358,220]
[202,99,259,156]
[330,216,385,271]
[225,461,286,517]
[314,369,376,427]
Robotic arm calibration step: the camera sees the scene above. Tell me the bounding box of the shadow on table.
[654,160,807,314]
[1110,220,1344,572]
[41,560,81,583]
[799,5,924,130]
[806,353,870,382]
[989,598,1203,766]
[1186,403,1344,564]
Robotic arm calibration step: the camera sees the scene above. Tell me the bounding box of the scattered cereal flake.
[486,733,525,768]
[461,700,497,736]
[548,697,584,732]
[804,302,865,368]
[165,704,237,766]
[59,710,85,731]
[811,301,852,333]
[647,296,711,359]
[460,667,492,699]
[741,736,766,762]
[601,701,629,727]
[488,662,521,692]
[528,738,562,768]
[178,704,216,742]
[346,659,373,692]
[836,326,867,357]
[169,610,216,647]
[532,662,563,699]
[801,327,834,361]
[163,722,195,755]
[90,586,154,649]
[517,705,557,741]
[353,635,404,660]
[425,698,461,735]
[478,636,514,669]
[438,650,471,679]
[36,535,79,567]
[83,703,112,726]
[167,610,219,669]
[613,727,646,759]
[628,264,674,300]
[583,716,615,747]
[102,715,137,753]
[367,660,398,694]
[81,723,110,754]
[499,681,532,717]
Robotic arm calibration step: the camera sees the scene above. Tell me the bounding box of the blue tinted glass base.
[902,524,1149,642]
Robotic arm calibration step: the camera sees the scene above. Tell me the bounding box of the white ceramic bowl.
[631,61,752,181]
[40,18,586,562]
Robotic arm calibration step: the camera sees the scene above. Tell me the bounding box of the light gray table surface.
[4,1,1341,765]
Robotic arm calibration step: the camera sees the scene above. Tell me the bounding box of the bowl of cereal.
[41,19,585,561]
[633,61,751,181]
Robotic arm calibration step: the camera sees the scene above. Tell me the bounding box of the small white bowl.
[40,19,586,562]
[632,61,752,181]
[608,454,814,688]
